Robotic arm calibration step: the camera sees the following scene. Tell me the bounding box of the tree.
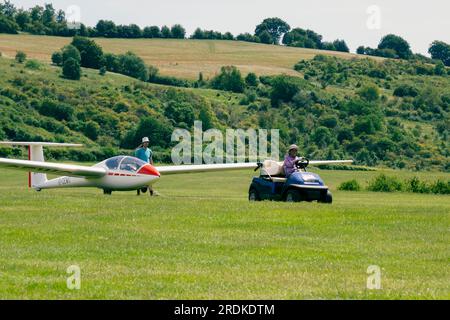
[103,53,120,72]
[428,41,450,66]
[62,44,81,64]
[270,75,299,107]
[0,0,16,18]
[62,57,81,80]
[378,34,412,59]
[146,26,161,38]
[333,39,350,52]
[42,3,55,26]
[71,36,104,69]
[83,121,100,140]
[258,30,272,44]
[245,72,259,87]
[171,24,185,39]
[357,84,380,102]
[95,20,117,38]
[164,101,195,127]
[236,33,260,43]
[14,9,30,29]
[161,25,172,38]
[15,51,26,63]
[356,46,365,55]
[51,51,63,66]
[117,51,148,81]
[211,66,245,93]
[0,15,18,34]
[255,17,290,44]
[191,28,205,39]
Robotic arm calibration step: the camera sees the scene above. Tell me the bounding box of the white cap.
[142,137,150,143]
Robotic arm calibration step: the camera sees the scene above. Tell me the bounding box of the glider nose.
[138,164,161,177]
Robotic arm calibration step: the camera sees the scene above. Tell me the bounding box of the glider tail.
[28,144,47,188]
[0,142,83,189]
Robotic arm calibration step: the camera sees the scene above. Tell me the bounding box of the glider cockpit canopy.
[100,156,148,173]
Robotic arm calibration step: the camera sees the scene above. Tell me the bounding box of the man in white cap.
[135,137,153,165]
[135,137,156,196]
[284,144,300,177]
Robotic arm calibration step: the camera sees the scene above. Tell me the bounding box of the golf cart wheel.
[286,189,301,203]
[249,188,260,202]
[320,191,333,204]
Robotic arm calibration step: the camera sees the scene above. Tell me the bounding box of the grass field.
[0,165,448,299]
[0,34,370,79]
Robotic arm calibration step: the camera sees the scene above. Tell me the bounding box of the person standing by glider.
[135,137,156,196]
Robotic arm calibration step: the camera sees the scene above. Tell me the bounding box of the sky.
[9,0,450,55]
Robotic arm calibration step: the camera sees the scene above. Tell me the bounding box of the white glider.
[0,141,353,195]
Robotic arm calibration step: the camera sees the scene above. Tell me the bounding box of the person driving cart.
[284,144,301,177]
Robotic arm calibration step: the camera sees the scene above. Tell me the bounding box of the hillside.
[0,36,448,171]
[0,34,370,80]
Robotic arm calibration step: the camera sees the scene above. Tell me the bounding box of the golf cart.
[248,158,333,203]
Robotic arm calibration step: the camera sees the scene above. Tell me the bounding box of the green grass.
[0,34,371,79]
[0,166,448,299]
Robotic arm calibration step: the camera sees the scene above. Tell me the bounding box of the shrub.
[405,177,430,194]
[71,36,104,69]
[338,180,362,191]
[117,51,148,81]
[62,57,81,80]
[393,84,419,97]
[270,75,300,107]
[211,66,245,93]
[430,180,450,195]
[245,72,259,87]
[25,59,41,70]
[15,51,27,63]
[62,45,81,64]
[99,66,106,76]
[367,174,403,192]
[357,84,379,101]
[38,99,74,121]
[51,51,63,66]
[83,121,100,141]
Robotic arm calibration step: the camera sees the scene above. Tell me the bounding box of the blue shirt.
[135,147,153,163]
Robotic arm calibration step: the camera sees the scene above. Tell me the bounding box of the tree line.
[1,1,449,66]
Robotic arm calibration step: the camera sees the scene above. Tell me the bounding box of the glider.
[0,142,353,195]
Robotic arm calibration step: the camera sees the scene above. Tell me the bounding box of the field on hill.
[0,34,367,79]
[0,165,448,299]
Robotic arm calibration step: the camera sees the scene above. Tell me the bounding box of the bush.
[210,66,245,93]
[25,59,41,70]
[71,36,104,69]
[62,57,81,80]
[405,177,430,193]
[270,75,300,107]
[15,51,27,63]
[117,51,148,81]
[430,180,450,195]
[51,51,63,66]
[338,180,362,191]
[367,174,403,192]
[245,72,259,87]
[393,84,419,97]
[62,45,81,64]
[357,84,379,101]
[0,16,19,34]
[38,99,75,121]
